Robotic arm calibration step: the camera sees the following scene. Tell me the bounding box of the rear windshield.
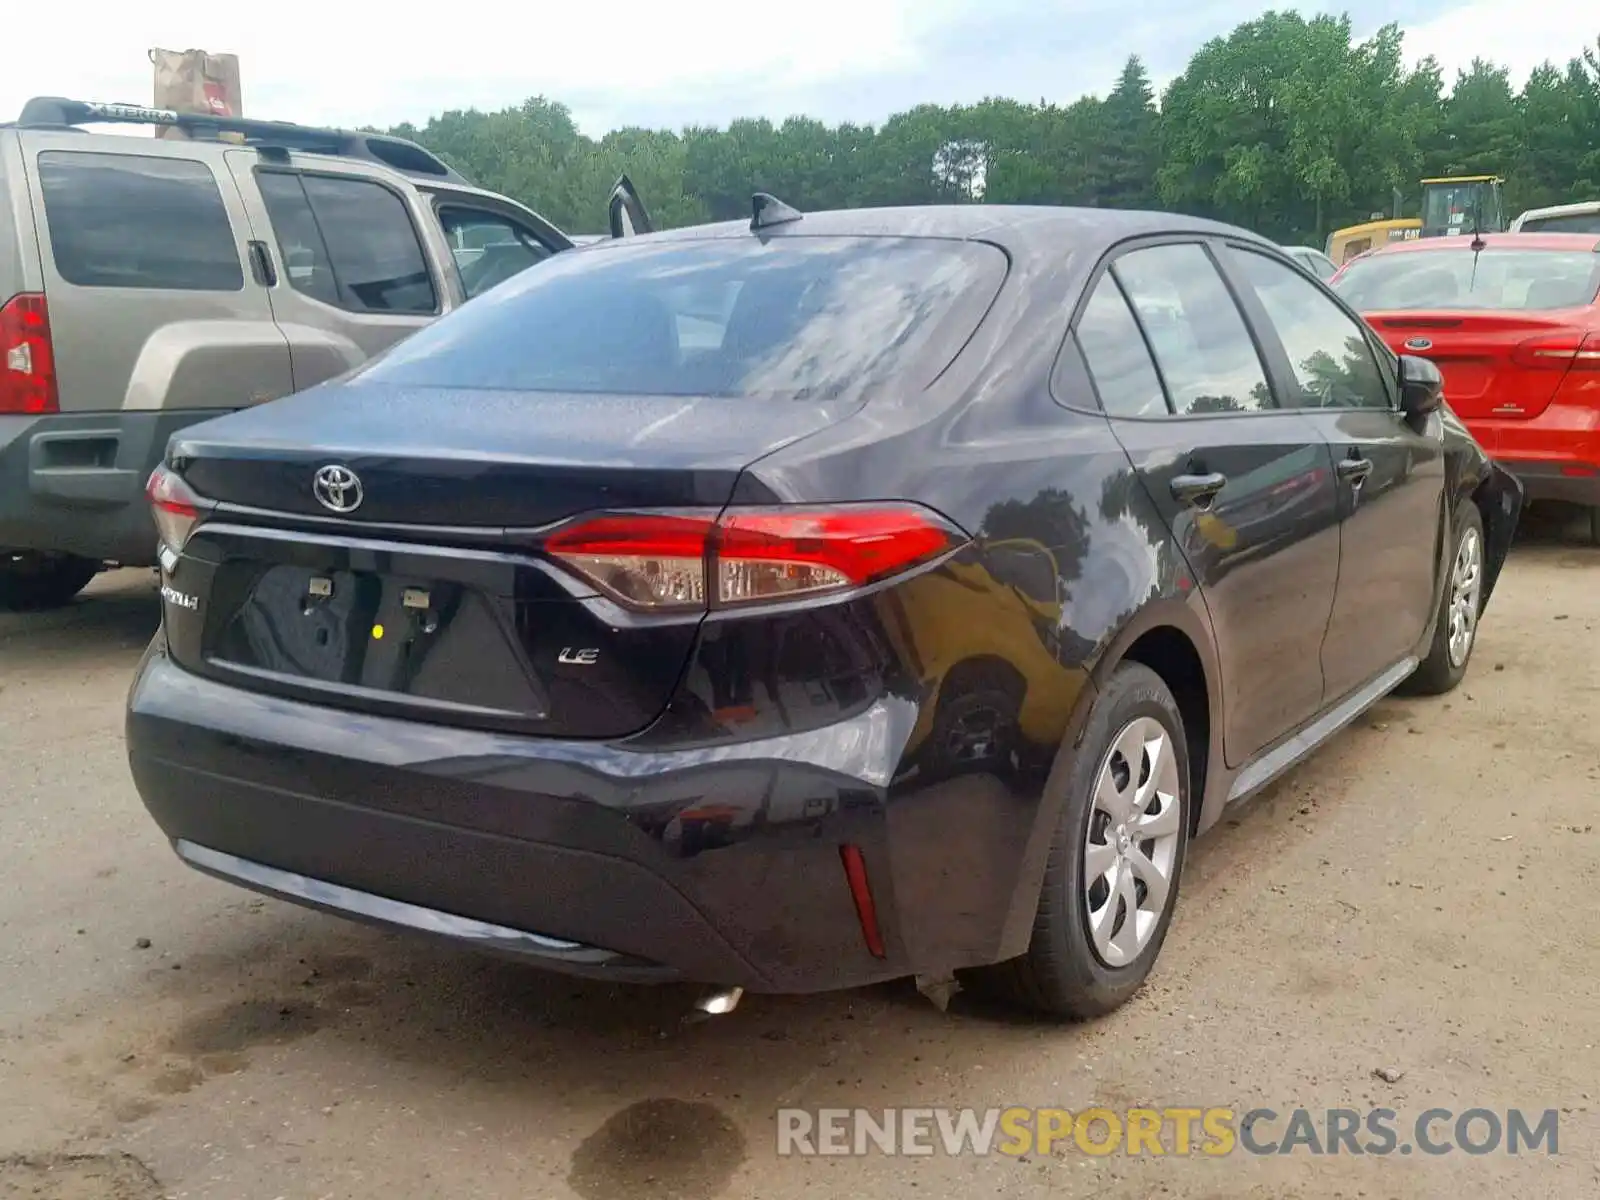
[356,236,1006,399]
[1333,247,1600,311]
[1519,213,1600,234]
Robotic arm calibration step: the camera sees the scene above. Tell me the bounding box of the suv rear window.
[1333,247,1600,311]
[357,236,1006,399]
[36,152,243,291]
[1519,213,1600,234]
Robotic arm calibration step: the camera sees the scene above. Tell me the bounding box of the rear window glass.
[1519,213,1600,234]
[356,236,1006,399]
[37,152,242,291]
[1333,248,1600,311]
[257,172,437,314]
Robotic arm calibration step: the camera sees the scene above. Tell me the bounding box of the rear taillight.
[546,504,966,611]
[1511,331,1600,371]
[146,463,212,561]
[0,293,58,415]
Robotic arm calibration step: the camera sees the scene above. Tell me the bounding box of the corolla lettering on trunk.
[160,585,199,611]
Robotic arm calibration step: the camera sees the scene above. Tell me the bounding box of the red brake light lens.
[546,504,965,610]
[146,463,211,555]
[1511,331,1600,371]
[0,293,59,415]
[716,507,961,603]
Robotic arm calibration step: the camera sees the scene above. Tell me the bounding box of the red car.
[1332,232,1600,541]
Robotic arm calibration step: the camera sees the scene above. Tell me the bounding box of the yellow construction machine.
[1325,175,1507,265]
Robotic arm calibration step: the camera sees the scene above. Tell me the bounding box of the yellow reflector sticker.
[372,624,385,640]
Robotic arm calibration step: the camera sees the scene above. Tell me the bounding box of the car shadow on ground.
[103,708,1371,1185]
[0,568,158,672]
[1510,500,1596,551]
[100,747,1342,1200]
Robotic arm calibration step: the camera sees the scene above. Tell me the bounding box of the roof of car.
[617,205,1270,256]
[1353,231,1600,256]
[1514,199,1600,222]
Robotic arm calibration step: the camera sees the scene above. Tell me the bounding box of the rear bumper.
[126,645,1047,992]
[1467,403,1600,508]
[1495,458,1600,507]
[0,410,231,564]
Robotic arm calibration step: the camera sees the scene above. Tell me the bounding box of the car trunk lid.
[170,382,846,526]
[1365,311,1596,420]
[162,383,855,739]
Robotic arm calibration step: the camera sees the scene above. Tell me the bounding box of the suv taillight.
[0,293,58,414]
[146,463,212,562]
[546,504,967,611]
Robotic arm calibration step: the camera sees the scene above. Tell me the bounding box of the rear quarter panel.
[0,134,45,300]
[710,253,1220,966]
[1440,408,1521,606]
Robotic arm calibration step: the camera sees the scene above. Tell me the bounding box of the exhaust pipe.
[693,986,744,1017]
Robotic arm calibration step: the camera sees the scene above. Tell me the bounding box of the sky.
[5,0,1594,137]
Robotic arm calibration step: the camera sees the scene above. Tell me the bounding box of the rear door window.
[36,151,243,291]
[1231,250,1391,410]
[357,236,1006,400]
[257,172,437,314]
[1072,274,1169,417]
[1111,243,1276,415]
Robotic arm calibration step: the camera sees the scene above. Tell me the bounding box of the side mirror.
[1397,354,1444,416]
[607,174,654,239]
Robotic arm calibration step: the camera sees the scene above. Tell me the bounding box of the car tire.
[1588,505,1600,547]
[1400,499,1485,696]
[980,662,1190,1019]
[0,552,100,612]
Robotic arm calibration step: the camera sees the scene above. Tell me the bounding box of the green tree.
[378,19,1600,244]
[1097,56,1160,208]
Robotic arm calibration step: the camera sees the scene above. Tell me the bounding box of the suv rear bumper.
[1496,458,1600,507]
[0,410,231,565]
[126,644,1041,993]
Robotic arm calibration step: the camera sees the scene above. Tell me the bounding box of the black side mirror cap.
[1397,354,1444,416]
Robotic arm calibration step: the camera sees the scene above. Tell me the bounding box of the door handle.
[1337,457,1373,485]
[1170,472,1228,508]
[247,240,278,287]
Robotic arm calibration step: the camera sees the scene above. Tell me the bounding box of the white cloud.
[1398,0,1595,87]
[4,0,937,135]
[12,0,1588,139]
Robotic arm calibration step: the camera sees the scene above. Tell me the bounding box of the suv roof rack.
[7,97,471,186]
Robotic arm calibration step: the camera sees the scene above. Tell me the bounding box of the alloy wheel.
[1446,526,1483,669]
[1082,716,1183,968]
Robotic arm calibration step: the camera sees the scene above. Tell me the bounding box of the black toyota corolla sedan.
[127,201,1523,1019]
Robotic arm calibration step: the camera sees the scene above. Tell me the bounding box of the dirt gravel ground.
[1,509,1597,1200]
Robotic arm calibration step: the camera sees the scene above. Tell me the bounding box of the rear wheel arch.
[1091,602,1218,834]
[986,601,1219,965]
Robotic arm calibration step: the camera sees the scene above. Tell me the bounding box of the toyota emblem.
[1404,337,1433,351]
[312,464,363,514]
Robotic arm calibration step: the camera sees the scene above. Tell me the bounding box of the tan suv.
[0,97,572,608]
